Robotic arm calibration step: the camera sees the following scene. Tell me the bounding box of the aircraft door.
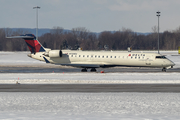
[145,58,151,66]
[90,54,94,61]
[145,55,154,66]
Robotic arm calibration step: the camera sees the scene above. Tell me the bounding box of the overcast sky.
[1,0,180,33]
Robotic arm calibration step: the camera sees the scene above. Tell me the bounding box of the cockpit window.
[156,56,166,59]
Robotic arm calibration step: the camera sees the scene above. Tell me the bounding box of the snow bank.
[1,72,180,84]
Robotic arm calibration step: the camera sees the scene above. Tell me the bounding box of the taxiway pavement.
[0,84,180,92]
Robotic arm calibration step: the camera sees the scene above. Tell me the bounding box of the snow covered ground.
[1,51,180,119]
[0,92,180,120]
[0,51,44,65]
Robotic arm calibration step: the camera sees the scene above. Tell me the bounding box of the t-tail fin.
[7,34,45,53]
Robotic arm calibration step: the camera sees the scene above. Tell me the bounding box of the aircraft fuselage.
[29,50,175,70]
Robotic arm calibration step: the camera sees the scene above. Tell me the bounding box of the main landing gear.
[81,68,87,72]
[90,68,97,72]
[162,67,166,72]
[81,68,97,72]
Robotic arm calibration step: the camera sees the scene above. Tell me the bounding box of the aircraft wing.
[59,63,100,68]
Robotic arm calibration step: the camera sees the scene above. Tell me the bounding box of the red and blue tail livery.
[7,34,45,53]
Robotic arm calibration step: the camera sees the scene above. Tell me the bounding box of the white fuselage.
[29,50,175,69]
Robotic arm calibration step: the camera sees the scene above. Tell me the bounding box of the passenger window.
[71,55,73,57]
[114,56,116,58]
[91,55,93,57]
[110,56,112,58]
[98,56,100,58]
[83,55,85,57]
[102,56,104,58]
[106,56,108,58]
[79,55,81,57]
[87,55,89,57]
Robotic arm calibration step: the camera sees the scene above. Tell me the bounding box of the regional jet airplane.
[7,34,175,72]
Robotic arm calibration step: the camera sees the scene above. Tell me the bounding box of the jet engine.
[44,50,62,57]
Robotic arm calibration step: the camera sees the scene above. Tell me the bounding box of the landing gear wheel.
[81,68,87,72]
[90,68,97,72]
[162,68,166,72]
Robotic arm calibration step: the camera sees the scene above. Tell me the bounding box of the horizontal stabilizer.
[6,36,34,39]
[6,34,36,40]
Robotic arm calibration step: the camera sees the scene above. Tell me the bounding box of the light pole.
[156,11,160,54]
[33,6,40,40]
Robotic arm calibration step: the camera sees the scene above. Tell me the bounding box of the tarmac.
[0,84,180,92]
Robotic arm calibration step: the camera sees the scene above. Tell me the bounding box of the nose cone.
[171,62,175,66]
[168,60,175,68]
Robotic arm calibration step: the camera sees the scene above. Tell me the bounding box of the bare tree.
[50,26,64,35]
[72,27,90,41]
[151,25,158,33]
[5,28,13,37]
